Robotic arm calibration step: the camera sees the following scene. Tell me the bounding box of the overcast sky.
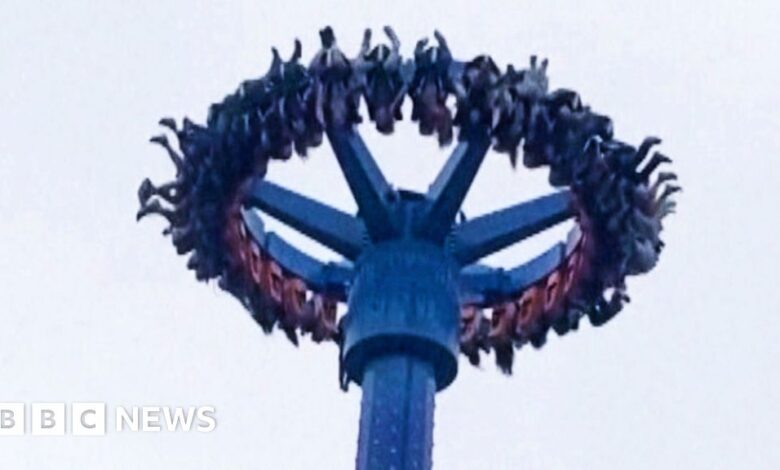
[1,0,779,468]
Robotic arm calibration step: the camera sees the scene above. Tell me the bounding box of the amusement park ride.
[137,27,678,470]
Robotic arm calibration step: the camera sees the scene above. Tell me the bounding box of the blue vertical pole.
[356,355,436,470]
[341,240,461,470]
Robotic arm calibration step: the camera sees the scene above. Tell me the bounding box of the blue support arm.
[243,178,367,260]
[449,190,575,265]
[418,131,492,242]
[241,208,353,300]
[326,127,397,240]
[504,242,566,294]
[458,241,568,306]
[458,264,504,306]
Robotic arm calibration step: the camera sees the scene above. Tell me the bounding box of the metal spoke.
[240,208,353,299]
[243,178,367,260]
[326,127,397,240]
[418,131,492,242]
[458,242,567,304]
[504,242,566,294]
[449,190,575,265]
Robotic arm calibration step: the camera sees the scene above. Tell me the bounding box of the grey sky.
[1,0,778,468]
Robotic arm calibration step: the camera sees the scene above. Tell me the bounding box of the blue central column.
[356,354,436,469]
[341,240,461,470]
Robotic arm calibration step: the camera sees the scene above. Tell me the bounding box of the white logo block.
[31,403,65,436]
[0,403,25,436]
[72,402,106,436]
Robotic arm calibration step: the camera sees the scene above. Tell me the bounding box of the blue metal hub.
[341,239,461,391]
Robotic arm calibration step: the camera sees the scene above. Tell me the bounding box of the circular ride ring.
[137,27,679,382]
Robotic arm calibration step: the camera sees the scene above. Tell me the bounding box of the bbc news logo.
[0,403,216,436]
